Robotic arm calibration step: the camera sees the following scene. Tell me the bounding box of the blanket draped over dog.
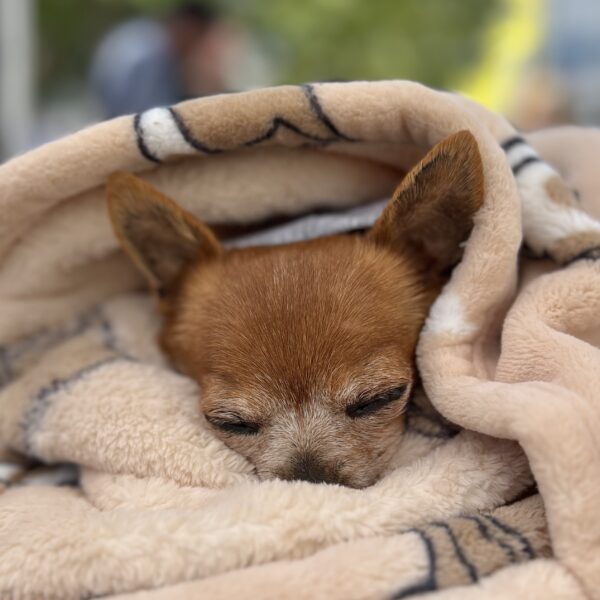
[1,81,600,599]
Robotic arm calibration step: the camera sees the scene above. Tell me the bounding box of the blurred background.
[1,0,599,161]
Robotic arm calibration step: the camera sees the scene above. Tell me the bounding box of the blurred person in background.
[89,2,233,118]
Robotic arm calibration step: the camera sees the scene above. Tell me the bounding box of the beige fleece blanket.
[0,81,599,600]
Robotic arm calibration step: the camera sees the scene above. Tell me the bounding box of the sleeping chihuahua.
[107,130,483,488]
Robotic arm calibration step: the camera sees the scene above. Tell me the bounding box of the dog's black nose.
[279,452,340,485]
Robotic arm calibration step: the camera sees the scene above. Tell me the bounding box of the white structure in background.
[0,0,36,160]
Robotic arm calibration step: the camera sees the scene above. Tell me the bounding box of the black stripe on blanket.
[392,528,438,599]
[500,135,542,176]
[0,306,127,390]
[133,84,361,162]
[500,136,526,153]
[98,308,127,355]
[0,346,13,387]
[431,522,478,583]
[483,514,536,559]
[301,84,356,141]
[501,135,581,202]
[168,107,224,154]
[21,356,131,455]
[244,115,336,147]
[563,245,600,266]
[512,155,542,176]
[460,515,518,564]
[133,113,161,163]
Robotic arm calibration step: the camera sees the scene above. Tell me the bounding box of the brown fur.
[107,131,483,488]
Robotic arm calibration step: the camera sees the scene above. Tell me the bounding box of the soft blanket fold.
[0,81,599,600]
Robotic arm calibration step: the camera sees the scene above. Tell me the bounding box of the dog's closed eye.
[345,385,408,418]
[206,415,260,435]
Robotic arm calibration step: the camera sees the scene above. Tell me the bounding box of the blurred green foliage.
[38,0,502,98]
[236,0,502,85]
[37,0,134,97]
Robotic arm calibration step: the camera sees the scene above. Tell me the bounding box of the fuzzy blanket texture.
[0,81,599,600]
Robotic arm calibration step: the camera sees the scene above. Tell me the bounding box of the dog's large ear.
[107,172,222,297]
[369,130,484,275]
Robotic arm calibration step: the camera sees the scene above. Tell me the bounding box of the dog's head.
[108,131,483,488]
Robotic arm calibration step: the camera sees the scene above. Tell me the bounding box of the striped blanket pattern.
[0,81,599,599]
